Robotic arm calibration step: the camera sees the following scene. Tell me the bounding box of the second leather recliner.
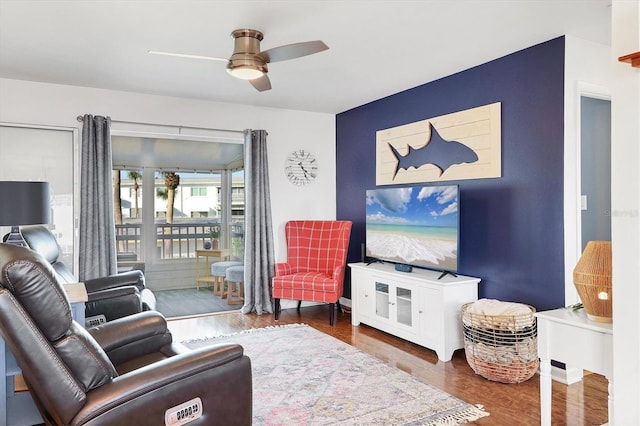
[21,225,156,325]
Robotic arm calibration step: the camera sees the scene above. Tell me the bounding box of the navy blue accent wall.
[336,37,565,311]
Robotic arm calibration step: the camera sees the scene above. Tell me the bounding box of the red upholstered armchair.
[272,220,352,325]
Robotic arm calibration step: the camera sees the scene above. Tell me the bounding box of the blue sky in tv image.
[365,185,459,272]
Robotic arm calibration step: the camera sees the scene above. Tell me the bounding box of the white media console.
[349,262,480,362]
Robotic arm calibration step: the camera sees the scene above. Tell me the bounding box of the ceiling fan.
[149,29,328,92]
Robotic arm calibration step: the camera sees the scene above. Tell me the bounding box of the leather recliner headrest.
[21,225,61,264]
[0,243,72,341]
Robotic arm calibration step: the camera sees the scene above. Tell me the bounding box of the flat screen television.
[365,184,459,274]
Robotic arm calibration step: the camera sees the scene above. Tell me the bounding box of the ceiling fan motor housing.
[227,29,268,75]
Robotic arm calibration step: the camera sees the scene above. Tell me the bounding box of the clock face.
[285,149,318,186]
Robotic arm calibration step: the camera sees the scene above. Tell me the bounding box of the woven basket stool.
[225,265,245,305]
[210,261,242,297]
[461,300,538,384]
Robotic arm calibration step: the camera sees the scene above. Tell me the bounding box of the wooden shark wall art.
[376,102,502,185]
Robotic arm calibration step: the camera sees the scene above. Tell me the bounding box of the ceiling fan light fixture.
[152,27,327,92]
[227,65,264,80]
[227,55,268,81]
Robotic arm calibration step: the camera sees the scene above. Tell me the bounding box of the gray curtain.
[241,129,275,315]
[79,114,117,280]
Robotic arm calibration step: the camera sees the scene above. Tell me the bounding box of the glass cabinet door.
[396,286,413,326]
[375,282,389,319]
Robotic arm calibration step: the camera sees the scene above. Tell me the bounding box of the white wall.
[611,0,640,422]
[563,36,611,306]
[0,78,336,264]
[564,18,640,421]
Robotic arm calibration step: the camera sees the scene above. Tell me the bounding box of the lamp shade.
[0,181,51,226]
[573,240,612,323]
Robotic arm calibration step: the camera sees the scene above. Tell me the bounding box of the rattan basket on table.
[461,300,538,384]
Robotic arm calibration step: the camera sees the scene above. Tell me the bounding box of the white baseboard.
[550,365,583,385]
[278,298,351,310]
[278,299,321,310]
[339,297,351,308]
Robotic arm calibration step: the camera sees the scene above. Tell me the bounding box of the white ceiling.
[0,0,611,114]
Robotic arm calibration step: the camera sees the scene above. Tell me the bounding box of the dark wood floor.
[168,304,609,426]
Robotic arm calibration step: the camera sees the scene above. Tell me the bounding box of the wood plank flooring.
[167,304,609,425]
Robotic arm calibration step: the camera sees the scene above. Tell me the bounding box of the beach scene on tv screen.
[366,185,458,271]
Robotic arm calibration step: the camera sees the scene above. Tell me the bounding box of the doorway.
[110,122,245,318]
[580,96,612,250]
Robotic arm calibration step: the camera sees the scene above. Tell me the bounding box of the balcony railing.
[115,221,244,261]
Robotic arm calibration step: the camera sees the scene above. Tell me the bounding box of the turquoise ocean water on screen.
[366,223,458,270]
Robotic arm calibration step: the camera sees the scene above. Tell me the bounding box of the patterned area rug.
[183,324,489,425]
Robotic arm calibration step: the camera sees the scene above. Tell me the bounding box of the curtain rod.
[76,116,245,135]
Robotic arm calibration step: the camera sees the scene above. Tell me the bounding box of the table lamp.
[0,181,51,247]
[573,240,612,323]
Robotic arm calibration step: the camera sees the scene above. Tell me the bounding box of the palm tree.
[164,172,180,223]
[128,171,142,218]
[161,172,180,259]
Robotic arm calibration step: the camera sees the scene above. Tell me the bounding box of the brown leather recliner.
[0,243,252,425]
[21,225,156,325]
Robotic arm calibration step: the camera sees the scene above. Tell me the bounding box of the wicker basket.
[461,301,538,384]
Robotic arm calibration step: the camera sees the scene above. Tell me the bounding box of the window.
[191,187,207,196]
[116,169,245,260]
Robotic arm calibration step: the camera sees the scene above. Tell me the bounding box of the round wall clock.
[284,149,318,186]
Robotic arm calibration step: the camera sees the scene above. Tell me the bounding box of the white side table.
[535,308,613,426]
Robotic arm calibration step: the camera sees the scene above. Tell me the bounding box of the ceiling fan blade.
[250,74,272,92]
[258,40,328,63]
[148,50,228,62]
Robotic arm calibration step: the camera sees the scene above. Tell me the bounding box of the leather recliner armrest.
[72,344,253,426]
[84,269,145,293]
[90,311,168,350]
[87,285,139,302]
[89,311,173,365]
[85,286,143,323]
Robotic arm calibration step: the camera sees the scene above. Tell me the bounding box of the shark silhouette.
[389,123,478,179]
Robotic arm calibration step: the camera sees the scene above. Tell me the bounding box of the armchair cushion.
[73,345,252,425]
[272,272,337,301]
[54,322,117,391]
